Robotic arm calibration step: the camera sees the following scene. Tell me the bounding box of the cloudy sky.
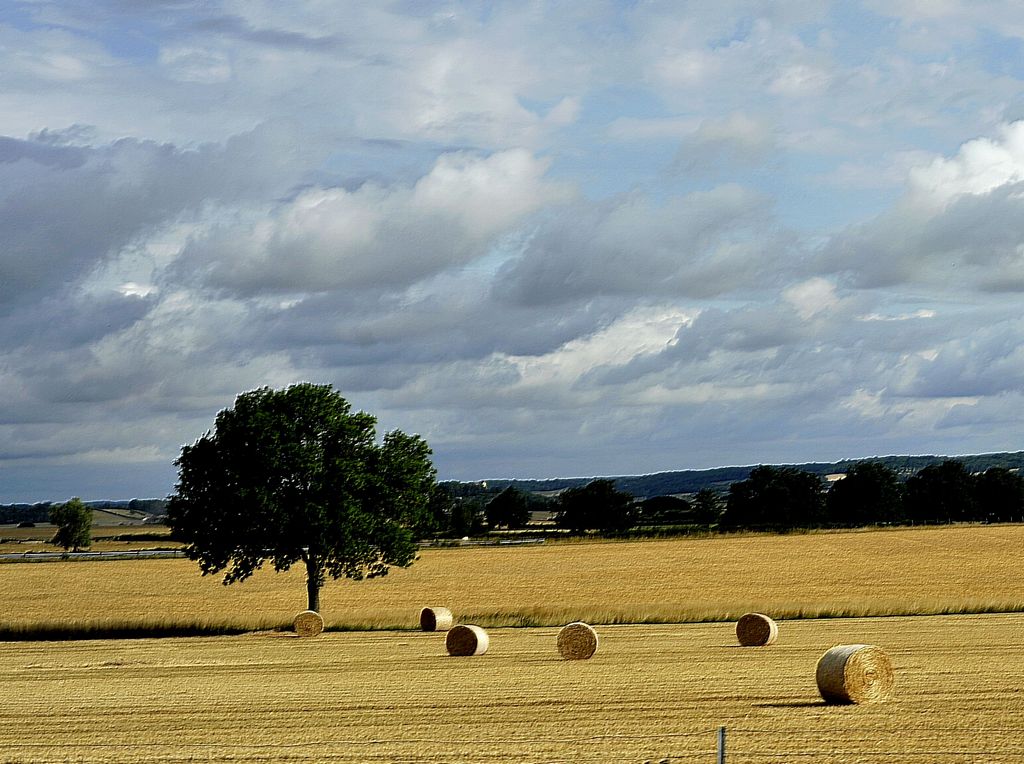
[3,1,1024,501]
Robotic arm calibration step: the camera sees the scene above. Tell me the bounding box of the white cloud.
[6,1,1024,498]
[821,121,1024,291]
[176,149,573,294]
[909,121,1024,205]
[783,277,840,319]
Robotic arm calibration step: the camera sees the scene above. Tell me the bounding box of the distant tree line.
[0,498,168,526]
[476,451,1024,500]
[6,457,1023,540]
[0,503,53,525]
[719,461,1024,531]
[430,460,1024,537]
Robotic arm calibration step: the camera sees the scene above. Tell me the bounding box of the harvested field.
[0,613,1021,762]
[0,524,178,555]
[1,524,1022,634]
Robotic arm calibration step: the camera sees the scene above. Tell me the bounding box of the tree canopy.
[554,479,636,534]
[167,383,437,612]
[485,486,531,529]
[825,462,904,527]
[721,466,826,531]
[974,467,1024,523]
[49,497,92,552]
[690,488,725,526]
[904,460,977,525]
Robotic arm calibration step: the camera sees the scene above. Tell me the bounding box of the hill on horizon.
[465,450,1024,499]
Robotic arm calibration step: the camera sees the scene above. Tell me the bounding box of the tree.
[721,466,825,531]
[167,384,437,613]
[638,495,692,525]
[825,462,904,527]
[973,467,1024,523]
[408,483,456,540]
[49,497,92,552]
[554,479,637,534]
[485,486,531,529]
[690,488,724,526]
[904,460,976,525]
[449,497,485,537]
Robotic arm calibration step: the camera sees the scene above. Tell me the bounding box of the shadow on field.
[755,701,827,708]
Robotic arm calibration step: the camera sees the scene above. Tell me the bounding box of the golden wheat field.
[2,524,1023,633]
[1,614,1023,762]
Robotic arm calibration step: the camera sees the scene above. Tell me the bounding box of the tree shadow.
[755,701,828,708]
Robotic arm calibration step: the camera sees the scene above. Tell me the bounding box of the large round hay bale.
[736,613,778,646]
[445,624,489,656]
[557,622,599,660]
[293,610,324,638]
[419,606,454,632]
[816,644,894,704]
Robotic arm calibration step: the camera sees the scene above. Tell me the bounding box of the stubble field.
[2,524,1022,633]
[2,524,1024,761]
[2,614,1023,762]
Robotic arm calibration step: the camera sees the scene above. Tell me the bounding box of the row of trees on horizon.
[437,459,1024,537]
[10,459,1023,543]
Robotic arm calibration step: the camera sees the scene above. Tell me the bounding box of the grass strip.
[0,620,277,641]
[6,601,1024,641]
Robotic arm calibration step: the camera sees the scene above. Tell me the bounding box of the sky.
[3,1,1024,502]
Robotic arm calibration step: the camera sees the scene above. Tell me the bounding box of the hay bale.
[735,613,778,646]
[419,606,454,632]
[445,624,489,656]
[293,610,324,638]
[557,622,599,660]
[816,644,894,704]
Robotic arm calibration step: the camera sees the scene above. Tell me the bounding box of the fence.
[0,549,186,562]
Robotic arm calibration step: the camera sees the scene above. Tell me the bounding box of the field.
[0,523,179,555]
[1,614,1022,762]
[1,524,1022,634]
[2,524,1024,761]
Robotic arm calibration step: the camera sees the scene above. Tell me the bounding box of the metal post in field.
[717,725,726,764]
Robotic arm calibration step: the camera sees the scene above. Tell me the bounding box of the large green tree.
[49,497,92,552]
[167,384,437,613]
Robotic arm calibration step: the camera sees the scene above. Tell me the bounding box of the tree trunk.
[304,553,323,613]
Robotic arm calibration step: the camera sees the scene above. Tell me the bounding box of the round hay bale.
[735,613,778,646]
[557,622,599,660]
[816,644,894,705]
[293,610,324,638]
[445,624,489,656]
[419,606,454,632]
